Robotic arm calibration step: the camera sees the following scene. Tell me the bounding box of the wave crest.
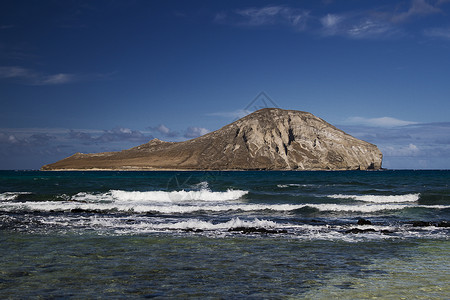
[329,193,420,203]
[71,188,248,203]
[0,192,31,201]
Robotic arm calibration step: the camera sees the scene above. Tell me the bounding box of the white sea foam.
[72,189,248,203]
[1,200,448,214]
[329,193,420,203]
[0,192,31,201]
[150,217,279,230]
[34,215,450,240]
[277,184,315,188]
[0,189,443,214]
[10,209,449,241]
[40,216,280,231]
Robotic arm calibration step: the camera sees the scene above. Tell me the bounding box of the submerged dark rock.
[183,228,204,233]
[228,227,287,234]
[41,108,383,171]
[70,208,103,214]
[437,221,450,228]
[357,218,372,225]
[412,221,432,227]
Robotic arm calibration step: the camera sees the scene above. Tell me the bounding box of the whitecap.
[71,189,248,204]
[328,193,420,203]
[0,192,31,201]
[2,199,448,214]
[277,183,315,188]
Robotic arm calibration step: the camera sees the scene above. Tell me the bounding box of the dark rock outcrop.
[357,218,372,225]
[42,108,383,171]
[412,221,432,227]
[228,227,288,234]
[437,221,450,227]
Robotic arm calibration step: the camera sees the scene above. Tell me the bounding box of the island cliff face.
[42,108,383,171]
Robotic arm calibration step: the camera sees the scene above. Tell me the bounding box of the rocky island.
[41,108,382,171]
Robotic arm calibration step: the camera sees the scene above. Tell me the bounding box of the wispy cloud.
[37,73,76,85]
[391,0,442,23]
[0,25,14,30]
[217,6,310,30]
[347,19,396,39]
[344,116,418,127]
[217,0,449,40]
[208,109,251,120]
[0,66,31,78]
[423,26,450,39]
[0,66,78,85]
[0,66,114,86]
[318,10,401,39]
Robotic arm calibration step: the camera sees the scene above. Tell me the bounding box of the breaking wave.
[144,217,279,231]
[17,215,450,241]
[70,189,249,203]
[328,193,420,203]
[0,192,31,201]
[277,184,315,188]
[1,201,448,214]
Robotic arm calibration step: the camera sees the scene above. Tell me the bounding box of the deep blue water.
[1,170,449,298]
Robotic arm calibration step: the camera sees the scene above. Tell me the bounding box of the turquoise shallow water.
[0,170,449,298]
[1,234,448,298]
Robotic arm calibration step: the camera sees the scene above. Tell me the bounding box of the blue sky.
[1,0,449,169]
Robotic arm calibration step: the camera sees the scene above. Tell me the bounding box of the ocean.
[0,170,449,298]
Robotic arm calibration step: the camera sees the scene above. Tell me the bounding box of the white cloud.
[339,122,450,169]
[383,143,420,157]
[321,14,343,29]
[156,124,170,135]
[345,116,418,127]
[0,132,19,144]
[184,127,210,138]
[148,124,179,137]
